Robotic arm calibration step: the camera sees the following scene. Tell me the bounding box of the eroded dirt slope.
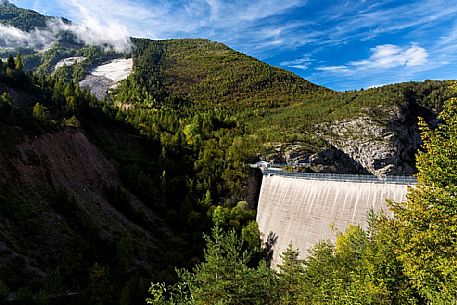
[0,125,173,288]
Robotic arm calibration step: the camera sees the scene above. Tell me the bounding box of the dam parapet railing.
[262,169,417,185]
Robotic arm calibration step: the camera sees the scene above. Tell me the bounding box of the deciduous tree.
[392,83,457,303]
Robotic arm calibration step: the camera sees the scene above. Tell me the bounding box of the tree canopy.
[392,82,457,303]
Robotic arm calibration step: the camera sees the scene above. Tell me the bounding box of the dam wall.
[256,171,415,266]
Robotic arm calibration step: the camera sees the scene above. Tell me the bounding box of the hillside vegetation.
[149,86,457,305]
[114,38,454,171]
[0,0,54,31]
[0,55,231,305]
[125,38,328,109]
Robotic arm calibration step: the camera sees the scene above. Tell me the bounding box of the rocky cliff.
[259,81,453,176]
[317,105,421,176]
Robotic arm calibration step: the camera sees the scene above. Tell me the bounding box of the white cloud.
[0,20,132,53]
[350,44,428,69]
[367,83,389,89]
[317,44,428,74]
[0,23,56,49]
[318,0,457,45]
[0,1,133,53]
[56,0,134,52]
[54,20,132,53]
[280,56,312,70]
[46,0,306,56]
[315,65,352,73]
[4,0,308,56]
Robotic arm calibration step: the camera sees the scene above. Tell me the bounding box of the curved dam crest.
[256,172,414,266]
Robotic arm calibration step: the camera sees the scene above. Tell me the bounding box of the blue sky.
[9,0,457,91]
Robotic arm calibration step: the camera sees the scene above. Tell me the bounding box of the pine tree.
[277,244,304,305]
[32,102,51,122]
[148,228,279,305]
[0,58,4,79]
[0,92,13,118]
[201,190,212,207]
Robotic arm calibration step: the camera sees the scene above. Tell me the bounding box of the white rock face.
[91,58,133,82]
[54,57,86,71]
[318,108,420,176]
[79,58,133,100]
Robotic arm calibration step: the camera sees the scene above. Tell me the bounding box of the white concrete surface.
[256,175,411,266]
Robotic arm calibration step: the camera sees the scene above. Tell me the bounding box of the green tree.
[32,102,51,122]
[63,115,81,128]
[7,55,15,69]
[15,54,23,71]
[52,79,65,105]
[201,190,212,208]
[0,58,4,78]
[116,234,134,274]
[212,206,228,227]
[241,221,261,251]
[148,227,278,305]
[277,244,304,305]
[86,263,111,305]
[0,92,13,118]
[392,83,457,303]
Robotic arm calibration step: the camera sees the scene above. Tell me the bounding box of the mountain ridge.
[1,4,455,177]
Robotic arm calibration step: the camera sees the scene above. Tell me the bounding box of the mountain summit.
[0,0,13,7]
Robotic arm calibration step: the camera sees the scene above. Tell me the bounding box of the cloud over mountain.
[0,23,55,49]
[0,3,132,53]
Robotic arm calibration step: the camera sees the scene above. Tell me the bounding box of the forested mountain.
[116,38,454,175]
[127,38,328,107]
[0,0,58,31]
[0,3,456,305]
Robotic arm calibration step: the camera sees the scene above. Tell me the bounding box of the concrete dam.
[256,170,416,266]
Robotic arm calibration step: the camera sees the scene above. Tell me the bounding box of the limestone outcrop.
[318,106,420,176]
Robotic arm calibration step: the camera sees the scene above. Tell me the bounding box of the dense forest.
[0,51,263,305]
[1,49,455,305]
[146,86,457,305]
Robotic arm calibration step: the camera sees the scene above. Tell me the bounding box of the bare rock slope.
[79,58,133,100]
[318,106,420,176]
